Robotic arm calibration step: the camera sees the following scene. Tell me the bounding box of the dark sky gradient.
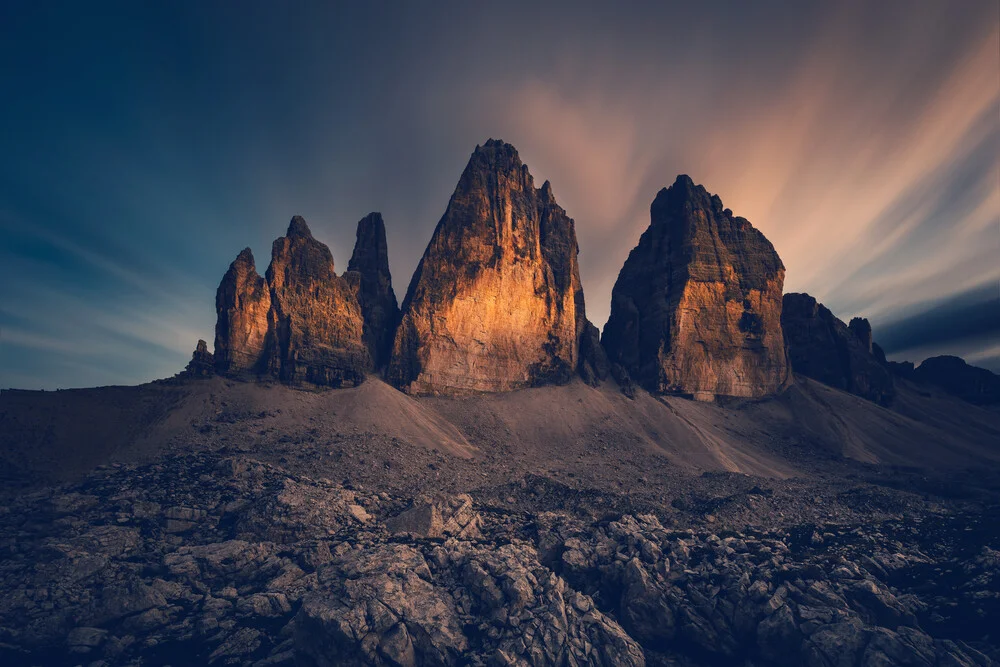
[1,1,998,389]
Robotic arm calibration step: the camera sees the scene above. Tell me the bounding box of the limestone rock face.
[579,320,611,386]
[212,218,371,387]
[849,317,874,354]
[602,175,790,399]
[342,212,399,369]
[214,248,271,376]
[264,217,370,387]
[781,293,895,406]
[387,139,595,394]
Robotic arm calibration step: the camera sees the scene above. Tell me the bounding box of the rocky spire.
[214,248,271,376]
[343,212,400,369]
[387,139,599,394]
[183,339,215,377]
[602,175,790,399]
[264,216,371,386]
[848,317,874,354]
[213,218,371,387]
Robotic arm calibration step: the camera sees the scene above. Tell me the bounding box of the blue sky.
[1,1,997,389]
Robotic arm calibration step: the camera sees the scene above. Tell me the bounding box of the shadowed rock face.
[343,213,399,369]
[183,340,214,377]
[602,175,790,399]
[213,217,371,387]
[782,294,895,406]
[913,355,1000,405]
[387,139,596,395]
[265,217,370,387]
[214,249,271,376]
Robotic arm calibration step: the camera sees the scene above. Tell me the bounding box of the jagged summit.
[286,215,313,239]
[344,212,399,369]
[348,213,391,275]
[214,246,270,376]
[213,215,370,387]
[387,139,602,394]
[603,176,789,399]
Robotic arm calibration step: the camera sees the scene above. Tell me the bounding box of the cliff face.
[913,356,1000,405]
[213,217,371,387]
[602,176,790,399]
[781,293,895,406]
[387,140,595,394]
[214,248,271,376]
[264,217,371,386]
[343,213,400,369]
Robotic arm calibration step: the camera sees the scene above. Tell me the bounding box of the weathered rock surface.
[343,212,400,369]
[214,248,271,376]
[579,320,611,387]
[384,493,482,539]
[602,175,790,399]
[543,512,996,667]
[387,139,597,395]
[265,217,370,386]
[782,293,896,406]
[213,217,371,387]
[913,356,1000,405]
[2,451,997,666]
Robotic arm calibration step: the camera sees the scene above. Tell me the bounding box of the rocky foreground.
[1,450,997,667]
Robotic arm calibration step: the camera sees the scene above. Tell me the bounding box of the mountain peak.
[604,179,789,399]
[287,215,313,239]
[346,212,399,369]
[348,213,389,275]
[234,247,256,268]
[388,141,593,394]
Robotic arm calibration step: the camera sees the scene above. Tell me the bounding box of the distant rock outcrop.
[183,340,214,377]
[781,293,895,406]
[342,213,399,369]
[387,139,599,394]
[602,175,790,399]
[913,355,1000,405]
[213,217,371,387]
[214,248,271,376]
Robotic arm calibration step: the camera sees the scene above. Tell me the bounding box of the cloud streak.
[1,1,997,388]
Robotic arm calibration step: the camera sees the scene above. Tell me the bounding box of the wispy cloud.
[2,1,996,388]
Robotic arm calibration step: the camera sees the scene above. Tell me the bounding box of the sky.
[1,1,998,390]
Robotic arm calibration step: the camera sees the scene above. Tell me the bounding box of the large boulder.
[387,139,598,394]
[384,493,482,539]
[602,175,790,399]
[343,212,400,369]
[296,541,645,667]
[782,293,895,406]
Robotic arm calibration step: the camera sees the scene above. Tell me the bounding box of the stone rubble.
[0,451,996,666]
